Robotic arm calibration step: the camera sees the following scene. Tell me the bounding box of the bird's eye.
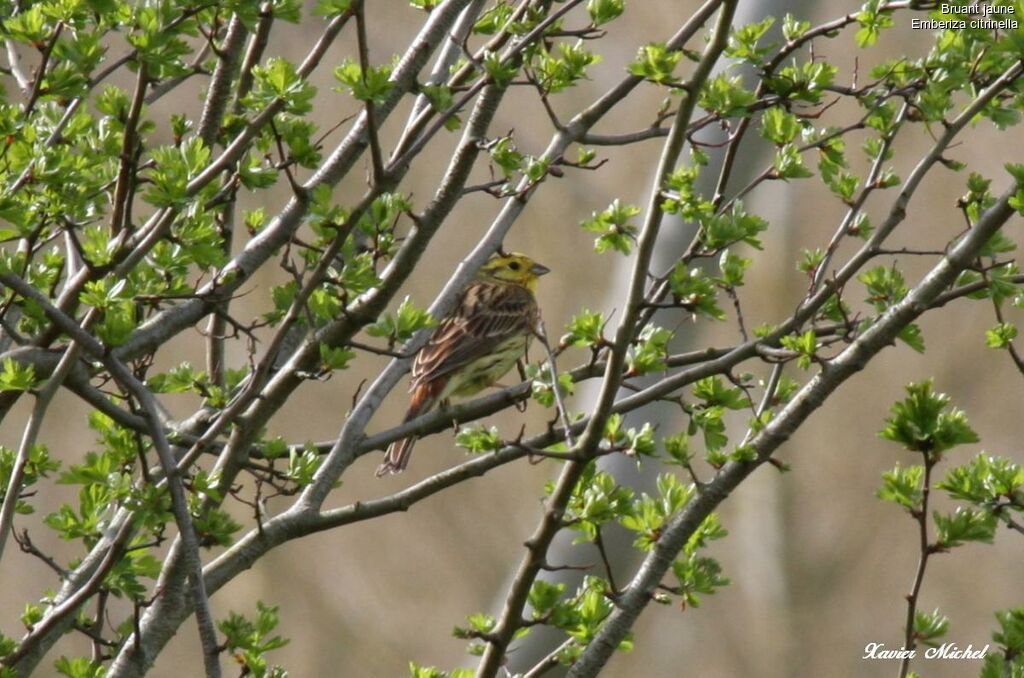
[508,261,521,271]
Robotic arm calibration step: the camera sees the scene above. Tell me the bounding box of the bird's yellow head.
[477,252,550,291]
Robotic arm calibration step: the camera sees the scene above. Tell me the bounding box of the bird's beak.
[530,262,551,276]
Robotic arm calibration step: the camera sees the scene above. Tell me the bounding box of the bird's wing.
[410,282,536,389]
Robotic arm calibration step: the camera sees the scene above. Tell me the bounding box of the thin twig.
[477,2,737,673]
[0,310,97,565]
[898,456,935,678]
[567,181,1023,678]
[0,275,222,678]
[231,3,275,114]
[522,639,574,678]
[4,40,31,91]
[534,320,575,449]
[21,22,64,118]
[108,61,149,236]
[354,0,386,187]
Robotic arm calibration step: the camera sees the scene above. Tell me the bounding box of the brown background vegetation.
[2,1,1023,676]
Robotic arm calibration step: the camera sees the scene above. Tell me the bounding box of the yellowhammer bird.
[376,252,550,476]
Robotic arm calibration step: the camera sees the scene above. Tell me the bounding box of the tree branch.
[0,311,96,565]
[0,277,220,678]
[567,182,1021,677]
[477,2,737,673]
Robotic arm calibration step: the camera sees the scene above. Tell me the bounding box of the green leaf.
[717,250,751,287]
[454,426,503,454]
[939,453,1023,505]
[333,58,393,105]
[773,143,813,180]
[586,0,624,26]
[855,0,895,48]
[620,474,693,550]
[285,446,322,485]
[934,506,996,548]
[699,74,757,117]
[878,464,924,509]
[761,106,801,145]
[782,13,810,41]
[766,61,837,103]
[218,602,290,677]
[671,553,729,609]
[0,358,38,392]
[534,41,601,93]
[261,437,290,460]
[453,612,496,640]
[0,444,58,516]
[985,322,1018,349]
[985,263,1022,303]
[482,50,518,87]
[409,664,475,678]
[859,265,908,310]
[524,156,550,183]
[421,84,460,130]
[726,17,775,64]
[489,136,523,179]
[993,608,1024,656]
[565,467,634,542]
[879,381,979,455]
[147,362,204,394]
[692,376,750,410]
[4,6,49,44]
[581,199,640,255]
[848,212,873,240]
[668,265,725,321]
[560,577,618,644]
[528,580,566,617]
[627,325,673,374]
[628,43,682,85]
[797,247,825,274]
[192,504,242,548]
[624,422,657,458]
[54,657,105,678]
[319,343,356,371]
[912,608,949,647]
[897,323,926,354]
[367,296,436,344]
[143,137,210,209]
[779,330,818,369]
[526,363,574,408]
[698,202,768,251]
[561,309,606,348]
[337,252,381,295]
[248,57,316,113]
[473,2,514,34]
[662,433,692,466]
[670,513,729,607]
[1006,163,1024,186]
[314,0,352,17]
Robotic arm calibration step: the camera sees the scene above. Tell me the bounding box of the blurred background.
[2,1,1023,676]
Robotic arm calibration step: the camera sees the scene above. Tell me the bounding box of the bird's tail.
[376,383,439,477]
[377,437,416,477]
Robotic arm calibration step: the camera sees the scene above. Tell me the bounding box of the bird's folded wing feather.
[410,283,535,388]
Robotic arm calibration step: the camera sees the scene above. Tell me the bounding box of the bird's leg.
[514,359,529,412]
[439,399,460,433]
